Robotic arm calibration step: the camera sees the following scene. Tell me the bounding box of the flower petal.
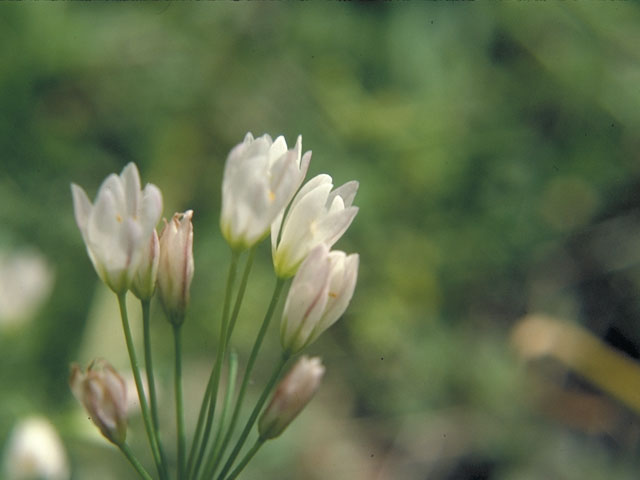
[120,163,142,217]
[71,184,92,238]
[328,180,359,208]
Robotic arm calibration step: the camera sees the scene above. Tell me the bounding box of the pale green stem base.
[216,352,290,480]
[117,293,167,480]
[224,437,266,480]
[119,442,154,480]
[142,299,168,472]
[174,324,186,479]
[187,250,239,480]
[204,279,285,479]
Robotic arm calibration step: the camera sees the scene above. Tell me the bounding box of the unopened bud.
[157,210,194,325]
[69,359,127,446]
[258,356,325,440]
[130,229,160,300]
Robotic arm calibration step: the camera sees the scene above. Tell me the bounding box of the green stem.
[188,250,240,480]
[174,324,186,479]
[117,294,167,480]
[141,299,169,474]
[199,350,240,480]
[205,279,285,479]
[224,437,266,480]
[225,246,256,346]
[216,353,290,480]
[197,249,256,480]
[185,370,213,479]
[141,300,160,430]
[119,442,154,480]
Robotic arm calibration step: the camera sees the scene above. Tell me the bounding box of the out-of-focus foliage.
[3,3,640,479]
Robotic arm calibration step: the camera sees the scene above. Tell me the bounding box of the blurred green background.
[3,3,640,479]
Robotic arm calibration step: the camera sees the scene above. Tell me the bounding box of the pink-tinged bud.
[280,244,359,354]
[130,229,160,300]
[69,359,127,446]
[157,210,194,325]
[258,356,325,440]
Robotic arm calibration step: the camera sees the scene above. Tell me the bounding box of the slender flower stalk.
[223,438,265,480]
[225,357,324,480]
[141,300,161,436]
[203,351,239,480]
[173,324,186,479]
[226,246,257,345]
[117,294,167,480]
[187,251,239,480]
[216,353,290,480]
[198,250,258,480]
[206,280,286,480]
[119,443,154,480]
[271,174,358,278]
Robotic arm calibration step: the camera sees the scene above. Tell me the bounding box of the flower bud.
[280,244,359,354]
[69,359,127,446]
[157,210,194,325]
[3,416,69,480]
[220,133,310,251]
[272,174,358,278]
[130,229,159,300]
[258,356,325,440]
[71,162,163,294]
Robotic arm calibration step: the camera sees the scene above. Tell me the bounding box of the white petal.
[140,184,163,232]
[317,253,359,333]
[299,150,312,180]
[288,174,332,214]
[269,136,288,165]
[120,163,142,217]
[328,180,359,208]
[281,245,331,351]
[313,206,359,249]
[271,209,285,257]
[98,174,127,216]
[278,182,333,249]
[86,189,124,286]
[71,184,92,238]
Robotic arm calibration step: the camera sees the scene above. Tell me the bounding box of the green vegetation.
[2,3,640,479]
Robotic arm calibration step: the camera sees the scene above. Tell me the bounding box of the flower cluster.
[69,132,359,480]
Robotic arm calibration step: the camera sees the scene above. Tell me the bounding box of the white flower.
[258,356,325,440]
[130,229,159,301]
[3,417,69,480]
[271,174,358,278]
[69,359,128,445]
[157,210,194,325]
[71,163,163,294]
[0,248,54,329]
[220,133,310,251]
[280,244,359,354]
